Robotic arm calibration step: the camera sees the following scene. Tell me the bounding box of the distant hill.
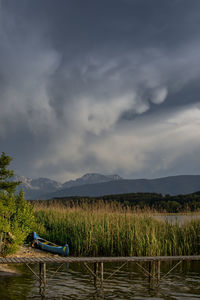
[41,175,200,200]
[14,173,200,200]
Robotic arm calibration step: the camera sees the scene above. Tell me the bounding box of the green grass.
[34,202,200,256]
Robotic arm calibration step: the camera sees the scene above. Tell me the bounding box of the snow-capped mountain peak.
[62,173,122,189]
[13,173,122,199]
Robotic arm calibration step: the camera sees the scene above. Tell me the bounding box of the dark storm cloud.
[1,0,200,180]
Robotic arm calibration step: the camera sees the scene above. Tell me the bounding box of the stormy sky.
[1,0,200,181]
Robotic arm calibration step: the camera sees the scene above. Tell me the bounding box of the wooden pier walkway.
[0,255,200,264]
[1,255,200,294]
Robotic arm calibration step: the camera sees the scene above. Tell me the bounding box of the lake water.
[0,261,200,299]
[0,215,199,299]
[153,214,200,225]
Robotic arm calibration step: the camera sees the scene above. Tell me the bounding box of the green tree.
[0,152,20,193]
[0,152,35,256]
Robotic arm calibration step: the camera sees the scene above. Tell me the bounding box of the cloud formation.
[1,0,200,181]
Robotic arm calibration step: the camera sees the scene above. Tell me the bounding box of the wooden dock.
[0,255,200,294]
[0,255,200,264]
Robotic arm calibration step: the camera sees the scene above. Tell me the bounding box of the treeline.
[32,191,200,212]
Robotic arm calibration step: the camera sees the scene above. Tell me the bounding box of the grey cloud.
[1,0,200,180]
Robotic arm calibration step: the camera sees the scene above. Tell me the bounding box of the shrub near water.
[34,203,200,256]
[0,152,35,256]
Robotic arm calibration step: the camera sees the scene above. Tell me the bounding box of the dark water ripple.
[0,262,199,300]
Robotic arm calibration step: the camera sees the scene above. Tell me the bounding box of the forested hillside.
[32,191,200,212]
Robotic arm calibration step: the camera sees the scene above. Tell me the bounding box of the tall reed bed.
[33,202,200,256]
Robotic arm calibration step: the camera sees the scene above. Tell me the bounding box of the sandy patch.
[7,244,55,258]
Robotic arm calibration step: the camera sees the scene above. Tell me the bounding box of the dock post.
[39,263,42,295]
[100,262,104,287]
[148,261,151,283]
[157,261,160,284]
[39,263,42,286]
[152,261,156,282]
[94,262,98,287]
[39,263,42,277]
[43,263,47,287]
[38,262,46,296]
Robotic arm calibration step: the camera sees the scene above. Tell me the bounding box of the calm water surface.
[154,214,200,224]
[0,261,199,300]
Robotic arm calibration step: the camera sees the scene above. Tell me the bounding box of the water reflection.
[153,215,200,225]
[0,261,199,299]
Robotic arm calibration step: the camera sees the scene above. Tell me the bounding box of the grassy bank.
[34,202,200,256]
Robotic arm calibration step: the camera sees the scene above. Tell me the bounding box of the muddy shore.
[0,245,54,275]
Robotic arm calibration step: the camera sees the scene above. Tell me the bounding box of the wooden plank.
[14,258,22,263]
[9,258,18,263]
[26,258,36,263]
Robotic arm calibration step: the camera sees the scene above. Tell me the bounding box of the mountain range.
[14,173,200,200]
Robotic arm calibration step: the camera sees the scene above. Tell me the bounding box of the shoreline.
[0,264,19,276]
[0,245,54,276]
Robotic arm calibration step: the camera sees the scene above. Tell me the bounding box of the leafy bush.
[0,152,35,256]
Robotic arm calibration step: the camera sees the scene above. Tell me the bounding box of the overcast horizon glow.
[1,0,200,181]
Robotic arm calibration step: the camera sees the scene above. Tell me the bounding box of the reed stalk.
[33,202,200,256]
